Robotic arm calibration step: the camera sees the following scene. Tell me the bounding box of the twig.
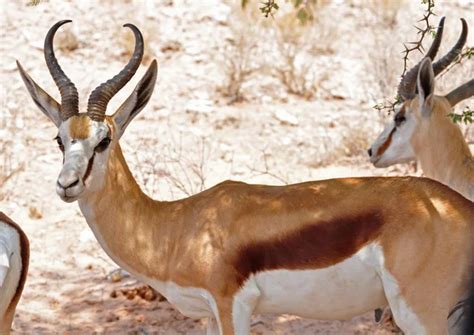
[401,0,436,78]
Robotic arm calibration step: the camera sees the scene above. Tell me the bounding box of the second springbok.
[0,212,29,334]
[18,20,474,334]
[369,17,474,201]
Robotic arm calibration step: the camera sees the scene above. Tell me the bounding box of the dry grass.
[272,3,334,99]
[130,132,212,199]
[219,1,336,102]
[112,1,158,64]
[0,105,25,201]
[218,3,263,103]
[54,26,80,53]
[366,0,405,27]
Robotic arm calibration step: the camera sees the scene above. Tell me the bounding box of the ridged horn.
[397,17,445,101]
[44,20,79,120]
[432,18,468,76]
[87,23,144,122]
[445,79,474,107]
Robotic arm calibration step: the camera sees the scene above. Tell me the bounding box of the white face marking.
[55,118,110,202]
[369,106,417,167]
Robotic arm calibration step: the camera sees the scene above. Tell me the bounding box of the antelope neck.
[78,143,177,281]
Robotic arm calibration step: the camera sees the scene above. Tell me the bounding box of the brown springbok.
[368,17,474,201]
[0,212,29,334]
[18,20,473,335]
[368,17,474,334]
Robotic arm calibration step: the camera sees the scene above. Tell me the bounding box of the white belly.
[251,244,387,319]
[144,279,218,319]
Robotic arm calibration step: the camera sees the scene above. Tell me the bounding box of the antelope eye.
[394,114,406,126]
[54,136,64,152]
[95,137,111,153]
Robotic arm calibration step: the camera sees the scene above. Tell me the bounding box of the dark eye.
[394,114,406,127]
[54,136,64,152]
[95,137,111,153]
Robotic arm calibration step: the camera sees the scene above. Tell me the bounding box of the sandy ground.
[1,0,473,333]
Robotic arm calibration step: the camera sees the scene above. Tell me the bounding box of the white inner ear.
[0,242,10,287]
[114,93,138,137]
[417,60,435,114]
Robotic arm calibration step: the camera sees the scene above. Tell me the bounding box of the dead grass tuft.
[272,3,334,99]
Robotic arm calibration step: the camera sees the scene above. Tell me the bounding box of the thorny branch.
[372,0,436,115]
[401,0,436,78]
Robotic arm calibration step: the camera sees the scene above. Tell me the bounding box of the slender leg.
[206,317,220,335]
[231,277,261,335]
[381,269,448,335]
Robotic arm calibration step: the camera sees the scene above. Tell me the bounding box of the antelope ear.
[112,60,158,138]
[0,241,10,287]
[17,60,62,127]
[417,58,435,116]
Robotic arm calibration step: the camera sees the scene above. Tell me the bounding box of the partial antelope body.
[369,17,474,201]
[368,17,474,334]
[0,213,29,334]
[18,21,474,335]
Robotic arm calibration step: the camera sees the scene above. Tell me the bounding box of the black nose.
[367,148,372,157]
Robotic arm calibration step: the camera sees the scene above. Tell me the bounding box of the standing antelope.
[0,212,29,334]
[368,17,474,201]
[17,20,474,335]
[368,17,474,334]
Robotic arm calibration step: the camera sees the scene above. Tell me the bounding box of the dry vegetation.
[0,0,472,333]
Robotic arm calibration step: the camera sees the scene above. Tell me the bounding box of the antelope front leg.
[212,277,261,335]
[206,317,220,335]
[232,277,261,335]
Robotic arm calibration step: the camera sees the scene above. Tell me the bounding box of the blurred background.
[0,0,473,333]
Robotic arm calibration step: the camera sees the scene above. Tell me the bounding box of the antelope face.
[368,17,471,169]
[54,115,112,202]
[17,20,157,203]
[368,103,417,168]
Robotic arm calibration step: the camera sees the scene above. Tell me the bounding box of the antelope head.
[17,20,158,202]
[368,17,473,168]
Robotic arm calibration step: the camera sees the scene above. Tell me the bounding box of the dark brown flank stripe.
[0,212,29,313]
[83,153,95,183]
[233,211,384,286]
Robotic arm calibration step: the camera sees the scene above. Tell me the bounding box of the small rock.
[274,109,299,126]
[28,206,43,220]
[185,99,215,114]
[160,40,182,53]
[105,314,119,323]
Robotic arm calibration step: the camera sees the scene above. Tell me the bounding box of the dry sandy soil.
[1,0,473,334]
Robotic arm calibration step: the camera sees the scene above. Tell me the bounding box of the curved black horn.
[445,78,474,107]
[397,17,445,101]
[87,23,144,122]
[433,18,468,76]
[44,20,79,120]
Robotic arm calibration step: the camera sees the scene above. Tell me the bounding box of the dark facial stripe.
[83,153,95,183]
[233,211,384,287]
[376,128,395,157]
[0,212,30,314]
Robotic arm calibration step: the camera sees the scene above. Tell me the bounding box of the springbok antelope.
[368,17,474,201]
[17,20,474,335]
[0,212,29,334]
[368,17,474,333]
